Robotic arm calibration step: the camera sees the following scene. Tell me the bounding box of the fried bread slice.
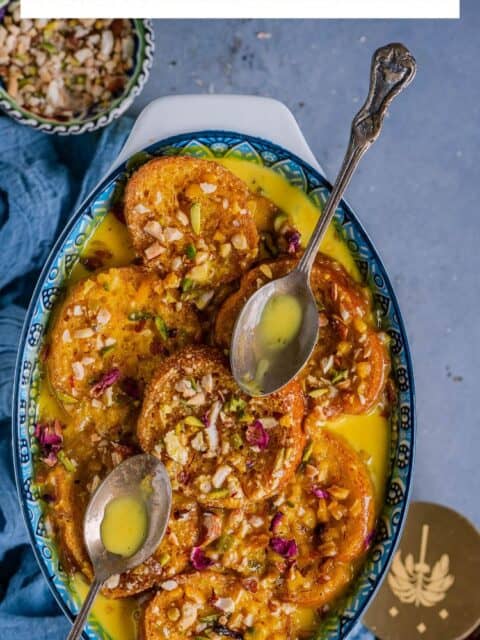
[47,266,202,436]
[46,463,201,598]
[124,156,259,288]
[137,345,306,509]
[214,255,388,419]
[275,429,375,606]
[140,572,295,640]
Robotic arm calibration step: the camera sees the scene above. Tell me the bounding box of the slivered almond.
[72,361,84,380]
[177,211,189,226]
[144,242,165,260]
[231,233,248,251]
[144,220,164,241]
[171,256,183,271]
[134,203,150,214]
[220,243,232,258]
[200,182,217,194]
[164,227,183,242]
[212,465,232,488]
[74,328,94,339]
[96,308,111,325]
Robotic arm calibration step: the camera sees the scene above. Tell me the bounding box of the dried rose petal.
[34,420,63,466]
[190,546,214,571]
[365,530,375,549]
[312,486,330,500]
[270,512,284,532]
[245,420,270,450]
[90,367,121,397]
[285,230,301,254]
[270,537,298,559]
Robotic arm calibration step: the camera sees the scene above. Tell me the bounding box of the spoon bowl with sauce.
[231,42,416,396]
[66,454,172,640]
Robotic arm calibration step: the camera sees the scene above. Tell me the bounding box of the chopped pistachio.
[185,243,197,260]
[190,202,201,234]
[155,316,169,340]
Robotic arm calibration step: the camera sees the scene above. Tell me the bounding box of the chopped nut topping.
[72,361,84,380]
[0,9,135,121]
[164,227,184,242]
[231,233,248,251]
[160,580,178,591]
[144,220,164,241]
[144,242,166,260]
[134,203,150,214]
[200,182,217,194]
[74,328,94,339]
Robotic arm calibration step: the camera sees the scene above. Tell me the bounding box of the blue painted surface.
[131,4,480,528]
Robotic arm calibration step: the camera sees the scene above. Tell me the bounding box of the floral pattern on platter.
[12,131,415,639]
[0,18,155,135]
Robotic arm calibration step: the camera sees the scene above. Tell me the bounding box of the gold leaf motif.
[388,525,455,608]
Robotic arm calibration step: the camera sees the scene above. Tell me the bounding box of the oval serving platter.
[12,131,415,640]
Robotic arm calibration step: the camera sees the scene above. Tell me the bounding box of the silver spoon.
[66,454,172,640]
[231,42,416,396]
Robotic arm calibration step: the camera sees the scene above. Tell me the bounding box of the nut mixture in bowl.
[0,3,136,121]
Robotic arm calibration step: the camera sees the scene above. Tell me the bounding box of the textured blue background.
[130,5,480,528]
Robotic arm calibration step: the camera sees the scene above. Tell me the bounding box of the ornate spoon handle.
[297,43,416,276]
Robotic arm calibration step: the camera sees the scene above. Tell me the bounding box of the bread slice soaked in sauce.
[214,255,389,419]
[124,156,259,288]
[274,428,375,606]
[45,463,201,598]
[103,493,200,598]
[140,572,296,640]
[192,429,374,602]
[47,266,202,436]
[137,345,306,509]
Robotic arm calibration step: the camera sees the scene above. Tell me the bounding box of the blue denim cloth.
[0,114,375,639]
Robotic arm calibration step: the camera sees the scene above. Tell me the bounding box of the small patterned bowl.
[0,17,154,135]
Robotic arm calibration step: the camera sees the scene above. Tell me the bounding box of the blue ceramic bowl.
[12,131,415,639]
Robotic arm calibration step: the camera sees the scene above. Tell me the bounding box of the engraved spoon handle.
[297,42,416,276]
[66,577,103,640]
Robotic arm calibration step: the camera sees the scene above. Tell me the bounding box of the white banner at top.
[20,0,460,19]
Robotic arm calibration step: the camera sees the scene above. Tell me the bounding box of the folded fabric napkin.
[0,114,374,640]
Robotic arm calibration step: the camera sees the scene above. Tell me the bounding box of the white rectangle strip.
[21,0,460,20]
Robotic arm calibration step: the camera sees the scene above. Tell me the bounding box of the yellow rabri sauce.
[259,294,303,351]
[38,156,389,639]
[100,495,148,558]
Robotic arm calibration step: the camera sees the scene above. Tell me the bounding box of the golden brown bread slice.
[193,429,374,598]
[47,266,202,436]
[46,464,202,598]
[124,156,259,289]
[214,255,389,420]
[140,572,296,640]
[137,345,306,509]
[274,428,376,606]
[103,493,200,598]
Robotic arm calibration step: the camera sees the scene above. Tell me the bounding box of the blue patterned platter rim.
[0,16,154,135]
[12,131,415,640]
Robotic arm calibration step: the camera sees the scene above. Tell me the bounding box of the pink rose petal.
[270,537,298,559]
[90,367,121,397]
[245,420,270,450]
